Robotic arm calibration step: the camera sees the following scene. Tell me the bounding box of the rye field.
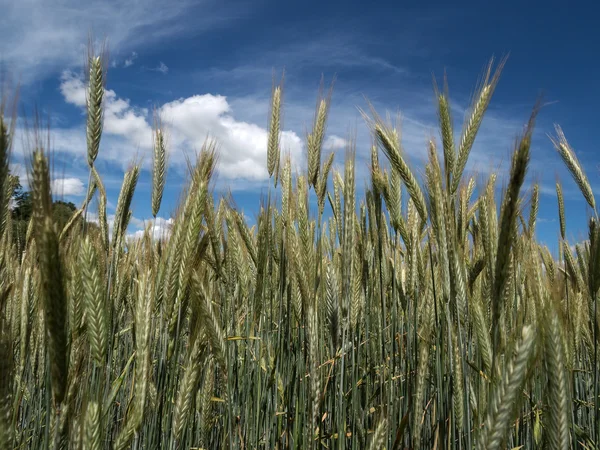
[0,48,599,450]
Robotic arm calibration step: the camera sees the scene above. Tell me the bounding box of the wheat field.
[0,48,599,450]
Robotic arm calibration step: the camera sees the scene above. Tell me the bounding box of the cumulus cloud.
[58,74,305,181]
[127,217,174,241]
[161,94,304,180]
[103,90,152,147]
[9,164,85,199]
[60,72,87,107]
[60,70,153,151]
[324,135,347,151]
[86,212,172,241]
[52,177,85,196]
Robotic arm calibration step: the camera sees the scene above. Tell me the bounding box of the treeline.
[7,173,93,256]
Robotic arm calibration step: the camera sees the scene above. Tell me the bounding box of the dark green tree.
[52,200,77,230]
[10,174,84,255]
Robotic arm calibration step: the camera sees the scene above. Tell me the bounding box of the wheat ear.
[550,125,596,212]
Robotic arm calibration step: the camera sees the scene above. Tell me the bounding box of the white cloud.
[152,62,169,74]
[103,89,152,148]
[570,241,589,255]
[124,52,138,68]
[84,211,99,223]
[51,177,85,196]
[127,217,174,241]
[84,212,115,235]
[324,135,347,151]
[60,71,87,107]
[161,94,304,180]
[57,75,305,180]
[128,216,147,229]
[10,163,87,199]
[60,70,153,156]
[86,211,172,240]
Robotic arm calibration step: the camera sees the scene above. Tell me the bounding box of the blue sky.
[1,0,598,249]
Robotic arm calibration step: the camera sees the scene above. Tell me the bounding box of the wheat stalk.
[550,125,596,213]
[267,78,282,182]
[151,112,168,218]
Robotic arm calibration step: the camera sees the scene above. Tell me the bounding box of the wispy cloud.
[124,52,138,68]
[0,0,239,82]
[149,62,169,74]
[196,32,408,88]
[110,51,139,68]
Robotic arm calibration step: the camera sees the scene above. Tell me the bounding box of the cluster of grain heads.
[491,104,538,362]
[477,325,536,450]
[3,45,600,449]
[550,123,599,447]
[31,150,69,406]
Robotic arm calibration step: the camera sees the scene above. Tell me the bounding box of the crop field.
[0,48,599,450]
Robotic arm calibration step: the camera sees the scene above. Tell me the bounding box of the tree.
[10,174,83,254]
[11,177,32,221]
[10,175,30,256]
[52,200,77,231]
